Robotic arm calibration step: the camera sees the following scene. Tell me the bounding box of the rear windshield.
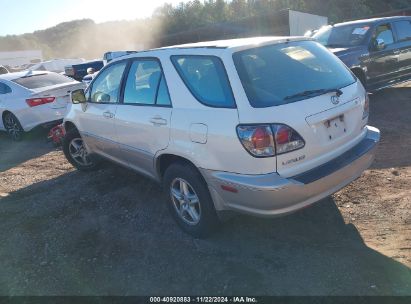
[233,40,356,108]
[13,73,73,89]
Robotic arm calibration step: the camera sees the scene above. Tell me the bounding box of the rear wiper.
[284,88,343,101]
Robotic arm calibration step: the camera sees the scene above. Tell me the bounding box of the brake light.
[26,97,55,107]
[237,125,275,157]
[237,124,305,157]
[271,124,305,155]
[362,93,369,120]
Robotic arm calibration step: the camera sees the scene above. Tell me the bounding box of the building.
[0,50,43,68]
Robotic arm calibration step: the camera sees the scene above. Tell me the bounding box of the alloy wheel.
[68,138,92,166]
[170,178,202,225]
[4,114,23,141]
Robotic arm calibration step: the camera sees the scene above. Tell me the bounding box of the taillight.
[271,124,305,155]
[26,97,55,107]
[362,93,369,120]
[237,124,305,157]
[237,125,275,157]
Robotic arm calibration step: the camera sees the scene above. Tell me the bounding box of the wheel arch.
[155,153,204,182]
[64,120,79,133]
[2,110,26,131]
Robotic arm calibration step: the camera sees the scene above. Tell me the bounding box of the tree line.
[0,0,410,60]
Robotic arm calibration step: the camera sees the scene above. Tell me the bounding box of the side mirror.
[375,38,385,51]
[71,89,87,104]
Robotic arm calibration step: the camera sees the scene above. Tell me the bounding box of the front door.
[114,59,172,178]
[78,61,128,161]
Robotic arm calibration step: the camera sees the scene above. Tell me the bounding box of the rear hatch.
[233,40,368,177]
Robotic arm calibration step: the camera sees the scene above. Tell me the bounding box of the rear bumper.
[201,126,380,217]
[21,107,67,131]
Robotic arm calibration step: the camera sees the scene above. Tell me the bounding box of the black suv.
[313,16,411,91]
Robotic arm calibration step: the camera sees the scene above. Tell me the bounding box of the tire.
[62,129,99,171]
[163,162,221,238]
[3,112,24,141]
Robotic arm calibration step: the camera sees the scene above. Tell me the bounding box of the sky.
[0,0,187,36]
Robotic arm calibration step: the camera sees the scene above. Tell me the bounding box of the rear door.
[392,19,411,76]
[77,61,128,160]
[367,22,400,86]
[114,58,172,178]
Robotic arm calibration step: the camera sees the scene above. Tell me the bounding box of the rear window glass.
[0,82,12,94]
[13,73,73,89]
[171,55,235,108]
[233,40,356,108]
[394,20,411,42]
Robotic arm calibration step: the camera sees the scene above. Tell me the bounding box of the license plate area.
[324,114,346,141]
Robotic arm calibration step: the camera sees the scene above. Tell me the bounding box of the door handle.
[150,116,167,126]
[103,111,114,119]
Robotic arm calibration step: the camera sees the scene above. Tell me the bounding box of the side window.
[90,62,127,103]
[156,75,171,106]
[171,55,235,108]
[0,82,12,94]
[123,59,171,106]
[394,20,411,42]
[374,24,394,46]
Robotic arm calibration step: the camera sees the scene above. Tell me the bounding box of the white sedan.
[0,71,85,140]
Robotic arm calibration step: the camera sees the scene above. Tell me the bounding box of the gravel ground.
[0,84,410,296]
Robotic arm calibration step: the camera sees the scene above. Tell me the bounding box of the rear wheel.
[163,162,221,238]
[62,129,99,171]
[3,112,24,141]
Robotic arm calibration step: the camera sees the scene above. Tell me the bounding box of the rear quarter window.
[13,73,74,89]
[0,82,12,94]
[171,55,235,108]
[394,20,411,42]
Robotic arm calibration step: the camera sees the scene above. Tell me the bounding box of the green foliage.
[0,0,410,59]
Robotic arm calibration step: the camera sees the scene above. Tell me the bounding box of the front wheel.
[62,129,99,171]
[163,162,221,238]
[3,112,24,141]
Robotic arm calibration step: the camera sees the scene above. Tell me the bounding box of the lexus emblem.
[331,95,340,105]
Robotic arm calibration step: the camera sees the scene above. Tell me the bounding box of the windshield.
[233,40,356,108]
[313,23,371,47]
[13,73,74,89]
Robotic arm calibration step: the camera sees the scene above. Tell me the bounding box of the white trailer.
[289,10,328,36]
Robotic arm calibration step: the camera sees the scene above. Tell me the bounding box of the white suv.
[63,37,380,237]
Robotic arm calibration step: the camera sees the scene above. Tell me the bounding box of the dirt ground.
[0,83,410,296]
